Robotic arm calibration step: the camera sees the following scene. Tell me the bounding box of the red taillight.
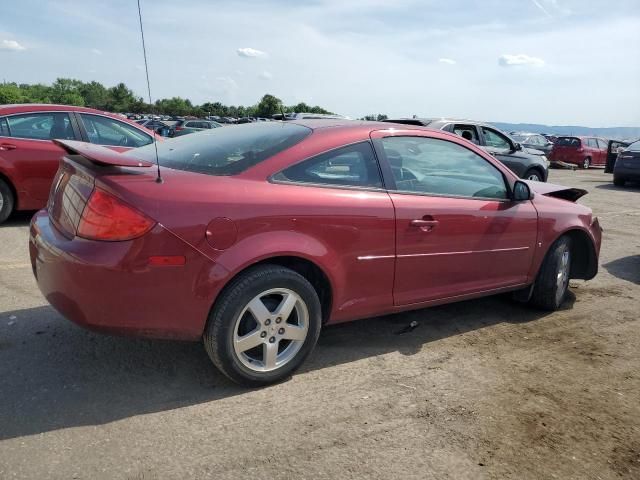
[174,126,183,131]
[77,189,155,241]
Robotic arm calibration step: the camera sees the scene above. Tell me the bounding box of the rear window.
[556,137,581,147]
[130,122,311,176]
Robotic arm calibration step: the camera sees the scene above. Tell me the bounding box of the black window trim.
[269,140,388,193]
[0,110,82,142]
[372,134,514,203]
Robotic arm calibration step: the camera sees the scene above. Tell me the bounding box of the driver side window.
[481,127,511,151]
[382,136,508,200]
[79,114,153,148]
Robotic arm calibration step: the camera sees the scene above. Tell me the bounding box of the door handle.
[0,143,17,151]
[410,219,439,232]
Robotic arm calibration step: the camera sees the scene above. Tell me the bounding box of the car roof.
[287,118,430,132]
[0,103,119,115]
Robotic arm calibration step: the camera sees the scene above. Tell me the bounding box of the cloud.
[499,53,545,67]
[530,0,552,18]
[0,39,26,51]
[91,48,102,55]
[237,47,267,58]
[260,71,273,80]
[438,58,456,65]
[216,76,239,90]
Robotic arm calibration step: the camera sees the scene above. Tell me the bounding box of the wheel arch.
[210,254,334,326]
[0,170,18,211]
[563,228,598,280]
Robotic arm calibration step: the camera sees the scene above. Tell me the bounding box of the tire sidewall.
[208,267,322,386]
[0,179,14,224]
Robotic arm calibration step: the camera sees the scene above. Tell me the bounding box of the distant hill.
[491,122,640,141]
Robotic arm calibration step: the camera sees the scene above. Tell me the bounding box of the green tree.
[106,82,137,112]
[256,94,282,117]
[50,78,85,106]
[80,81,109,109]
[0,83,26,103]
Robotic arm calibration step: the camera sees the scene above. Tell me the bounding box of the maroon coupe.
[29,120,602,386]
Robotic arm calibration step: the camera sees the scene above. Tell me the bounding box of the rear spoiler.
[53,140,154,168]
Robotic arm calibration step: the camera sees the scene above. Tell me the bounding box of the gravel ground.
[0,169,638,480]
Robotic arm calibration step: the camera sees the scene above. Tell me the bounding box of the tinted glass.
[275,142,382,188]
[596,139,608,149]
[80,114,153,148]
[5,112,74,140]
[556,137,581,147]
[627,141,640,152]
[130,122,312,176]
[481,127,511,150]
[382,136,508,199]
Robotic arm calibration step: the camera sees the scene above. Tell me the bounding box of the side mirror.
[513,142,523,151]
[513,180,532,201]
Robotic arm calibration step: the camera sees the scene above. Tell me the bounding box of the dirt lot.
[0,169,638,480]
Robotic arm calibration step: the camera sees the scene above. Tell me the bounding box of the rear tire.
[613,176,625,187]
[530,236,572,311]
[203,264,322,387]
[582,157,591,169]
[0,179,15,224]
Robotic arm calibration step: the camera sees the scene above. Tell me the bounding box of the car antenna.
[137,0,162,184]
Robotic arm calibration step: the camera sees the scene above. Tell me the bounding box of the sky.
[1,0,639,126]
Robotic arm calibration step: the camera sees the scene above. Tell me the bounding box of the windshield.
[627,140,640,152]
[556,137,581,147]
[511,134,528,142]
[129,122,311,175]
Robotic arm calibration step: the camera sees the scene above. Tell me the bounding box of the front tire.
[524,168,543,182]
[530,236,572,311]
[203,265,322,386]
[0,179,15,224]
[613,176,625,187]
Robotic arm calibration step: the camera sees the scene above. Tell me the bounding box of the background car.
[510,132,554,155]
[170,119,222,137]
[0,104,157,223]
[30,120,600,386]
[613,140,640,186]
[383,118,549,181]
[604,139,631,173]
[549,136,609,169]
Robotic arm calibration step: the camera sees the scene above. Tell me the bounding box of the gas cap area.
[205,217,238,250]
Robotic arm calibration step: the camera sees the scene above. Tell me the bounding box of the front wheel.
[524,168,543,182]
[582,157,591,169]
[0,179,15,224]
[203,265,322,386]
[529,236,572,311]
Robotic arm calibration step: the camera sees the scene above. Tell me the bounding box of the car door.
[76,113,153,151]
[371,130,538,306]
[477,126,528,177]
[0,111,80,209]
[596,139,608,166]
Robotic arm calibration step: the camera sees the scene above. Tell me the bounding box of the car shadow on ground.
[0,294,569,441]
[0,211,37,228]
[603,255,640,284]
[595,182,640,191]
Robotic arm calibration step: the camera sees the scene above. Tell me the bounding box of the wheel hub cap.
[233,288,309,373]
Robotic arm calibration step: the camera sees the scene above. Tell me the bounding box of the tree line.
[0,78,333,118]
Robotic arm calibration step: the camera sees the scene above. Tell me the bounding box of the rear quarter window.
[556,137,581,147]
[130,122,311,176]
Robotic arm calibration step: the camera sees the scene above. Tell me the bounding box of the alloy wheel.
[527,173,541,181]
[232,288,309,372]
[556,250,570,304]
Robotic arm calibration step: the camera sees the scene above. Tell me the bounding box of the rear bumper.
[29,210,219,340]
[613,166,640,181]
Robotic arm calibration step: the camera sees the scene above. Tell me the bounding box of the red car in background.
[549,136,609,169]
[0,104,157,223]
[29,121,601,386]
